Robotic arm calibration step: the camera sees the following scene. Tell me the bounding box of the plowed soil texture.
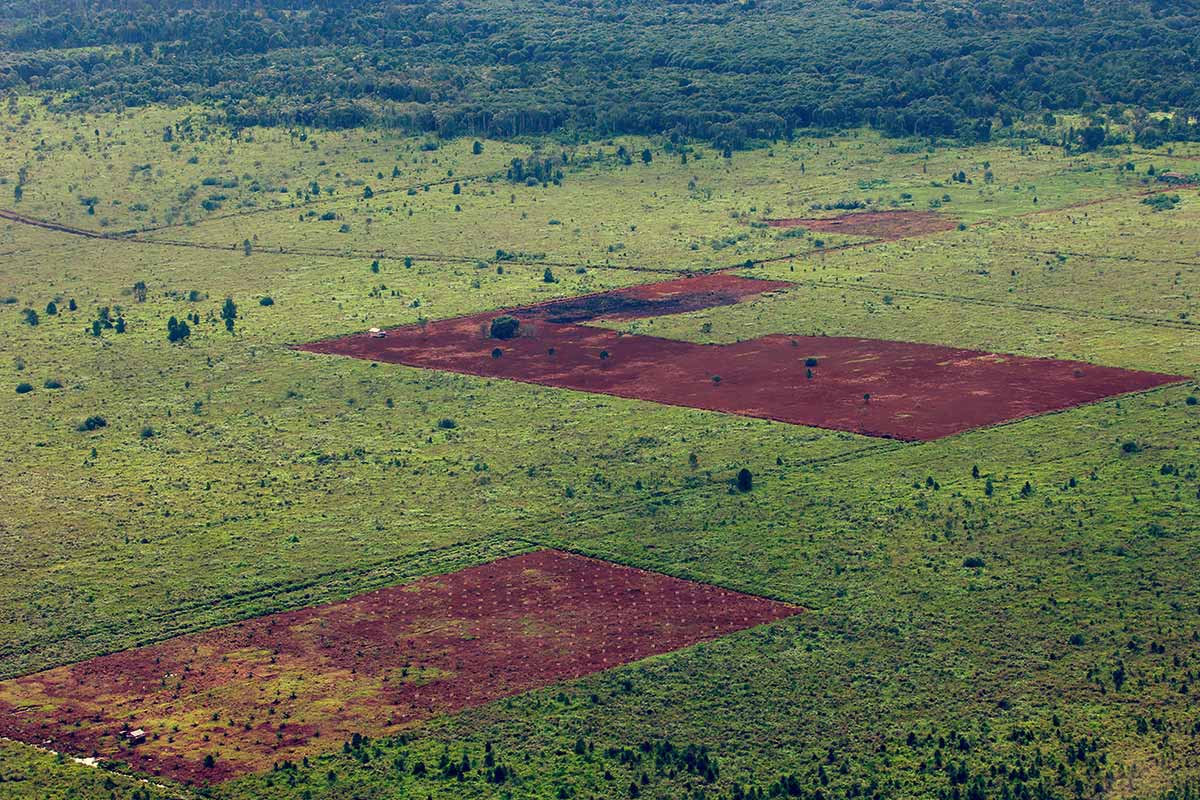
[763,210,958,240]
[299,275,1184,441]
[0,550,800,785]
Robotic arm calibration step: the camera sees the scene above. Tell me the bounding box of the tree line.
[3,0,1200,148]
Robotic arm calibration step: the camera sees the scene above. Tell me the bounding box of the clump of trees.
[489,315,520,339]
[167,316,191,342]
[507,157,563,186]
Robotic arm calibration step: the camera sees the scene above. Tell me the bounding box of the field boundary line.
[114,170,504,237]
[0,535,534,676]
[0,442,904,678]
[0,207,685,275]
[779,278,1199,334]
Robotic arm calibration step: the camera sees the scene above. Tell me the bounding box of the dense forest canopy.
[2,0,1200,145]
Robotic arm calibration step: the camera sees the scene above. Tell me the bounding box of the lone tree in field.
[736,468,753,492]
[133,281,147,302]
[221,297,238,332]
[489,315,520,340]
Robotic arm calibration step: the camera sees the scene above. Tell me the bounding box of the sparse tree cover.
[3,5,1200,800]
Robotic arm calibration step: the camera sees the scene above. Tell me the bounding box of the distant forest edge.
[3,0,1200,148]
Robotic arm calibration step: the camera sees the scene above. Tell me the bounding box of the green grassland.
[138,133,1164,273]
[1,102,1199,800]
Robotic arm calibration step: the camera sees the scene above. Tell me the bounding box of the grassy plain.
[1,99,1198,800]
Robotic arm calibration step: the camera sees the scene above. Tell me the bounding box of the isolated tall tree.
[221,298,238,332]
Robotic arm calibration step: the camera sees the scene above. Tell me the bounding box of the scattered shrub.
[736,468,753,492]
[15,382,33,394]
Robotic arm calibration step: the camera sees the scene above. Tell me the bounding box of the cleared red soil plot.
[0,550,799,785]
[299,275,1184,441]
[763,210,958,240]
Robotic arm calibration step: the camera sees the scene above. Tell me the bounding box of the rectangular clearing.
[0,550,800,785]
[299,275,1185,441]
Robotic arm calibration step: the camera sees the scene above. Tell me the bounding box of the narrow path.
[787,278,1198,333]
[113,171,503,237]
[0,735,200,800]
[0,207,683,275]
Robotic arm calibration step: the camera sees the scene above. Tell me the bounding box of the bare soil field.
[763,210,958,240]
[0,550,799,785]
[300,276,1184,440]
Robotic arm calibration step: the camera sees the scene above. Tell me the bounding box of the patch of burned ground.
[0,551,799,786]
[764,210,958,240]
[515,273,792,324]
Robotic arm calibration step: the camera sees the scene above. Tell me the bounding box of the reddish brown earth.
[763,210,958,240]
[299,274,1184,441]
[0,550,799,785]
